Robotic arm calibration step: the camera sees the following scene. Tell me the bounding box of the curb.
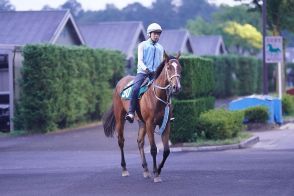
[170,136,260,153]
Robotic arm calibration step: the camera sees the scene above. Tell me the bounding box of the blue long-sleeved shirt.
[137,38,164,74]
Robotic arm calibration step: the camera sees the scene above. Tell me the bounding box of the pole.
[262,0,268,94]
[278,62,282,99]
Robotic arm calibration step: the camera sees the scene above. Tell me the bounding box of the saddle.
[120,78,153,100]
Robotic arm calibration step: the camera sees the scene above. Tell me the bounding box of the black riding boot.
[125,73,146,123]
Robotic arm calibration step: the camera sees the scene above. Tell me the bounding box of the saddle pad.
[120,79,152,100]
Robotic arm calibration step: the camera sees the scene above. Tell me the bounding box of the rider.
[125,23,164,123]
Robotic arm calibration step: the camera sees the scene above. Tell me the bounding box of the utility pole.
[262,0,268,94]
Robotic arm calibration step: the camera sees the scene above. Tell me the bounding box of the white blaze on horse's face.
[168,59,181,94]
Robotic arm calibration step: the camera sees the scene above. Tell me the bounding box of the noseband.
[166,68,181,83]
[153,61,181,105]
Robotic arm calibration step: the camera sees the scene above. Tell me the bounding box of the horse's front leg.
[158,123,171,175]
[146,122,161,183]
[137,120,151,178]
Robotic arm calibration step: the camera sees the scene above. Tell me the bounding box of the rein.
[152,65,180,135]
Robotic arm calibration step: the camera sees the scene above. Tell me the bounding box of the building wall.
[13,48,24,101]
[55,21,82,46]
[0,46,17,131]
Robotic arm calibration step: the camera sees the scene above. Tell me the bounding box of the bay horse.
[103,51,182,183]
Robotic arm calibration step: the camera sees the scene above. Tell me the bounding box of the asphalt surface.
[1,122,294,196]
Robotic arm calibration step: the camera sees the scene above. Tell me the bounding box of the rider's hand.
[145,68,151,74]
[150,71,155,77]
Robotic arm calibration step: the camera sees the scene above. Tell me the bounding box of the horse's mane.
[154,55,176,79]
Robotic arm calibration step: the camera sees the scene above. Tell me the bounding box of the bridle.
[153,60,181,105]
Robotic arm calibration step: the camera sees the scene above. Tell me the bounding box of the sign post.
[265,36,283,99]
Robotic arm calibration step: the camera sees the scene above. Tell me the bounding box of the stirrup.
[125,112,134,123]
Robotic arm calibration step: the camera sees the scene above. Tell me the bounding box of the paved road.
[1,123,294,196]
[253,126,294,150]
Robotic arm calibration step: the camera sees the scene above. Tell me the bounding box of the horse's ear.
[176,51,181,59]
[164,51,169,62]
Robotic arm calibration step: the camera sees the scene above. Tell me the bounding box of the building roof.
[0,10,85,45]
[190,35,227,56]
[79,21,146,59]
[159,29,193,54]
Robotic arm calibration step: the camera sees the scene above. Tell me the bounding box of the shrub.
[170,97,215,143]
[243,106,269,123]
[282,94,294,115]
[196,109,244,140]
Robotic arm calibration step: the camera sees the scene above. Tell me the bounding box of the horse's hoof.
[154,176,162,183]
[122,170,130,177]
[143,171,151,178]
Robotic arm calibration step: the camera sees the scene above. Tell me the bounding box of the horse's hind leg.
[137,120,151,178]
[116,111,129,177]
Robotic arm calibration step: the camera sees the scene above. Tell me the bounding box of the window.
[0,54,8,69]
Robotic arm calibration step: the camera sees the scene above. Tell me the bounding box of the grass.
[46,121,102,134]
[182,131,252,147]
[0,131,8,136]
[0,130,30,137]
[0,121,102,137]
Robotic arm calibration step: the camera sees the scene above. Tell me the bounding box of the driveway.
[1,122,294,196]
[252,124,294,150]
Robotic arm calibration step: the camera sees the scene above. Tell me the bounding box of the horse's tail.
[102,104,116,137]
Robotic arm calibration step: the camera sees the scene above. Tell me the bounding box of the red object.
[286,88,294,95]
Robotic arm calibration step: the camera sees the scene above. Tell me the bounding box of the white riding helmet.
[147,23,162,35]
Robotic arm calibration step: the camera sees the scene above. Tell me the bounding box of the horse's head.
[164,51,182,94]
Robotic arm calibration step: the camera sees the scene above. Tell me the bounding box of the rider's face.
[150,31,161,43]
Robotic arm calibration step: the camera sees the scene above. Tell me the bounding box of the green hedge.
[170,97,215,143]
[207,55,261,97]
[14,44,125,133]
[176,56,214,99]
[170,56,215,143]
[196,109,244,140]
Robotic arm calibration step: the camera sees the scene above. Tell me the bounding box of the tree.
[186,5,262,55]
[245,0,294,35]
[149,0,177,28]
[224,21,262,54]
[60,0,83,17]
[122,2,149,23]
[178,0,218,27]
[78,0,218,29]
[78,3,124,23]
[241,0,294,92]
[42,5,56,11]
[0,0,14,11]
[213,5,260,29]
[99,4,124,21]
[186,16,221,35]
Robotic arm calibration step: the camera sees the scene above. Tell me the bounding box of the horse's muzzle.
[172,84,181,94]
